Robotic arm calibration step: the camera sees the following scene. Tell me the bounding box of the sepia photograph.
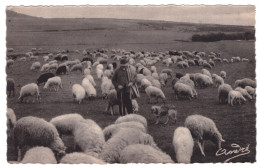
[3,1,259,166]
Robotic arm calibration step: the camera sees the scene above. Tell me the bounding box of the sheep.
[96,68,103,79]
[7,47,14,52]
[72,84,86,104]
[235,87,252,100]
[56,65,68,75]
[145,86,166,104]
[218,83,232,104]
[100,128,159,163]
[70,63,83,72]
[44,76,62,92]
[132,99,139,113]
[222,59,229,63]
[228,90,247,106]
[232,56,241,62]
[14,116,66,161]
[242,58,249,62]
[159,73,168,86]
[7,78,15,97]
[213,75,224,87]
[178,74,195,89]
[193,73,213,88]
[40,63,50,72]
[7,108,16,138]
[85,74,96,88]
[30,62,41,71]
[7,59,14,68]
[119,144,174,163]
[103,69,113,78]
[18,57,27,62]
[105,89,119,115]
[49,60,57,65]
[21,146,57,164]
[234,78,256,88]
[60,152,106,164]
[161,69,173,78]
[18,83,41,103]
[36,73,55,86]
[173,82,197,100]
[103,121,146,141]
[43,55,50,62]
[115,114,147,129]
[101,76,115,98]
[140,67,152,76]
[141,78,152,90]
[201,69,212,78]
[220,71,226,79]
[150,66,157,73]
[73,119,105,157]
[84,68,91,76]
[208,60,215,67]
[151,105,177,125]
[184,114,225,157]
[245,86,256,99]
[203,62,212,69]
[172,127,194,163]
[82,77,97,99]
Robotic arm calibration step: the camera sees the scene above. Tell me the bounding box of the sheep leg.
[111,106,115,116]
[202,141,205,151]
[17,147,22,162]
[197,141,206,157]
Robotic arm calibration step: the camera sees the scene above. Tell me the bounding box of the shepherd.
[112,56,140,116]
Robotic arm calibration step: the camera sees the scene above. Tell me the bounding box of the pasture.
[6,11,256,163]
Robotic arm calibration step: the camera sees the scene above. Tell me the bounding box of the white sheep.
[213,75,224,87]
[48,60,57,65]
[43,55,50,62]
[82,77,97,98]
[193,73,213,88]
[30,61,41,71]
[7,108,16,138]
[152,72,159,80]
[71,84,86,104]
[145,86,166,104]
[103,69,113,78]
[50,113,84,136]
[235,87,252,100]
[73,119,105,157]
[18,83,41,103]
[132,99,139,113]
[48,63,58,71]
[96,68,103,79]
[60,152,106,164]
[141,78,152,89]
[85,74,96,88]
[115,114,147,129]
[184,115,225,157]
[159,73,168,86]
[84,68,91,76]
[101,76,115,98]
[103,121,146,141]
[141,67,152,76]
[228,90,247,106]
[222,59,229,63]
[218,83,232,104]
[119,144,174,163]
[44,76,62,92]
[172,127,194,163]
[220,71,226,79]
[201,69,212,78]
[14,116,66,161]
[242,58,249,62]
[173,82,197,100]
[150,66,157,73]
[70,63,83,73]
[41,63,50,72]
[21,146,57,164]
[245,86,256,99]
[100,128,159,163]
[234,78,256,88]
[105,89,119,115]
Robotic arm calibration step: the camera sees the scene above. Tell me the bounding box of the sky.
[8,5,256,26]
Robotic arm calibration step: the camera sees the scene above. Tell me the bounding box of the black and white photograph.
[3,1,259,167]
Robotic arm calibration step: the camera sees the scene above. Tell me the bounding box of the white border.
[1,1,259,168]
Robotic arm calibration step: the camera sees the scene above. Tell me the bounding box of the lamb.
[218,83,232,104]
[72,84,86,104]
[228,90,247,106]
[184,115,225,157]
[18,83,41,103]
[7,59,14,68]
[105,89,119,115]
[7,108,16,138]
[21,146,57,164]
[145,86,166,104]
[234,78,256,88]
[235,87,252,100]
[82,77,97,99]
[245,86,256,99]
[100,128,159,163]
[172,127,194,163]
[220,71,226,79]
[103,121,146,141]
[85,74,96,88]
[115,114,147,129]
[101,76,115,98]
[60,152,106,164]
[7,78,15,97]
[73,119,105,157]
[173,82,197,100]
[70,63,83,72]
[40,63,50,72]
[14,116,66,161]
[30,62,41,71]
[50,113,84,137]
[44,76,62,92]
[36,73,55,85]
[119,144,174,163]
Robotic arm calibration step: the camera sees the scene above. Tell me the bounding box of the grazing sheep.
[100,128,159,163]
[218,83,232,104]
[242,58,249,62]
[82,77,97,99]
[228,90,247,106]
[36,73,55,85]
[43,55,49,62]
[159,73,168,86]
[245,86,256,99]
[105,89,119,115]
[7,108,16,138]
[21,147,57,164]
[208,60,215,67]
[60,152,106,164]
[203,62,212,69]
[234,78,256,88]
[178,74,195,89]
[232,56,241,62]
[103,69,113,78]
[119,144,174,163]
[151,105,177,125]
[222,59,229,63]
[184,115,225,157]
[44,76,62,92]
[173,82,197,100]
[235,87,252,100]
[141,67,152,76]
[220,71,226,79]
[70,63,83,73]
[18,57,27,62]
[85,74,96,87]
[72,84,86,104]
[48,63,58,71]
[14,116,66,161]
[18,83,41,103]
[141,78,152,90]
[115,114,147,129]
[7,59,14,68]
[212,75,224,87]
[103,121,146,141]
[145,86,166,104]
[7,78,15,97]
[194,73,213,88]
[101,76,115,98]
[40,63,50,72]
[161,69,173,78]
[73,119,105,157]
[56,65,68,75]
[30,62,41,71]
[201,69,212,78]
[172,127,194,163]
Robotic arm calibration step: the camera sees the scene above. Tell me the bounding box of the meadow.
[6,10,256,163]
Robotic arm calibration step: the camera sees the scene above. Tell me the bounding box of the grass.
[6,11,256,163]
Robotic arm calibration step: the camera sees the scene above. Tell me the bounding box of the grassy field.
[6,10,256,163]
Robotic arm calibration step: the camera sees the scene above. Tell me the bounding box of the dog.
[151,104,177,125]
